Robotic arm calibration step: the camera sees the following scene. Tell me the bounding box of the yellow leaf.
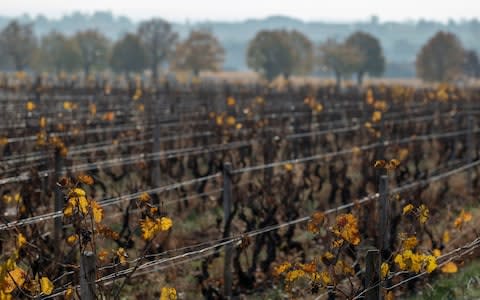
[273,262,292,276]
[424,255,437,273]
[160,287,177,300]
[226,116,236,126]
[16,233,27,248]
[116,248,128,265]
[418,204,429,224]
[63,203,74,217]
[443,231,450,244]
[283,163,293,172]
[227,97,236,106]
[66,234,78,246]
[40,277,54,295]
[433,249,442,257]
[157,217,173,231]
[91,201,103,223]
[386,291,395,300]
[65,287,74,300]
[0,136,8,146]
[374,160,386,168]
[39,117,46,128]
[441,262,458,273]
[381,262,389,279]
[402,204,414,215]
[3,267,26,293]
[139,192,151,203]
[314,103,323,112]
[285,270,305,282]
[372,111,382,123]
[78,174,94,185]
[140,217,157,240]
[26,101,36,111]
[402,236,418,250]
[78,196,89,215]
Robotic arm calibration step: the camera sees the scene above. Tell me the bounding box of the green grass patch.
[408,260,480,300]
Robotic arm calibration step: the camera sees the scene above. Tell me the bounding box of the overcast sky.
[3,0,479,22]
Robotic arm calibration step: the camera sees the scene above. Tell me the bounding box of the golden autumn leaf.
[39,117,46,128]
[157,217,173,231]
[66,235,78,245]
[371,111,382,123]
[443,231,450,244]
[40,277,54,295]
[26,101,36,111]
[3,267,26,293]
[283,163,293,172]
[386,291,395,300]
[160,287,177,300]
[226,116,236,126]
[91,201,104,223]
[65,287,74,300]
[374,160,386,168]
[227,97,236,106]
[381,262,389,279]
[116,248,128,266]
[78,174,94,185]
[441,262,458,273]
[402,204,414,215]
[418,204,429,224]
[78,196,89,215]
[16,233,27,248]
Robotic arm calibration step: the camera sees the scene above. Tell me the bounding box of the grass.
[408,260,480,300]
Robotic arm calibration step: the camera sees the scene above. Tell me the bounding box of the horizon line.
[2,12,479,25]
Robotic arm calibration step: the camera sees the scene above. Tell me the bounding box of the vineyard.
[1,75,480,299]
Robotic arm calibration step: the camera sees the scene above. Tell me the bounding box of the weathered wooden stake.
[151,96,161,196]
[377,175,389,256]
[365,249,381,300]
[223,162,233,299]
[80,251,96,300]
[54,148,64,244]
[467,114,474,194]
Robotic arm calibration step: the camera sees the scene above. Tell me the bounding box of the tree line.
[0,18,479,84]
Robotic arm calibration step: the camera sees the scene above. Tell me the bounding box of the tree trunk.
[335,71,342,92]
[357,71,364,85]
[152,61,158,82]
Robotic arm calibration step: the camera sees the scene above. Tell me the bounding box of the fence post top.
[82,251,95,257]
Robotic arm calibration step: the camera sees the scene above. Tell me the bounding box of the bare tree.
[171,30,224,76]
[318,39,363,90]
[73,30,109,75]
[416,31,464,82]
[137,18,178,80]
[0,20,37,71]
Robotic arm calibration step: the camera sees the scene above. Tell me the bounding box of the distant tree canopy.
[73,30,109,75]
[345,31,385,84]
[247,30,294,81]
[0,20,37,71]
[110,33,147,74]
[416,31,465,82]
[284,30,314,76]
[171,30,225,75]
[137,18,178,80]
[38,31,81,73]
[247,30,313,81]
[318,39,363,89]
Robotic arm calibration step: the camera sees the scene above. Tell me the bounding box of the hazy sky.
[3,0,479,22]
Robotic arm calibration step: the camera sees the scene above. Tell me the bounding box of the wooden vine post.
[223,162,233,299]
[80,251,96,300]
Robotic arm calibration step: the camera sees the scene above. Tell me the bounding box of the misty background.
[1,12,480,78]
